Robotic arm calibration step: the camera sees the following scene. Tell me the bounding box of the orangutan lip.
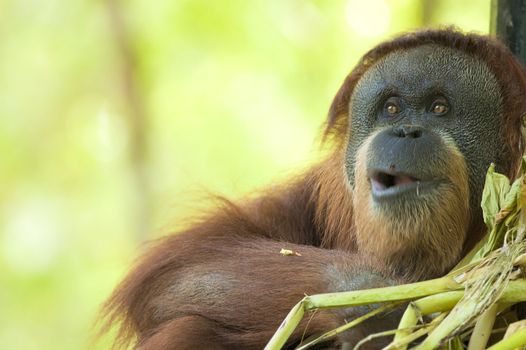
[369,169,418,189]
[367,169,427,199]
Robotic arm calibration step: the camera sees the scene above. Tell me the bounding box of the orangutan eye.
[386,103,399,115]
[430,99,449,115]
[384,98,402,117]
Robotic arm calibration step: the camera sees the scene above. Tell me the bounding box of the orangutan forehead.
[352,44,502,104]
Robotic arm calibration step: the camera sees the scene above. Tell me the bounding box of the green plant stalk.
[415,279,526,350]
[296,302,401,350]
[466,303,498,350]
[486,327,526,350]
[392,291,464,350]
[415,297,481,349]
[385,313,447,350]
[265,277,461,350]
[305,277,461,310]
[270,277,463,350]
[500,279,526,302]
[265,271,526,350]
[265,279,526,350]
[353,330,399,350]
[392,303,419,346]
[264,299,305,350]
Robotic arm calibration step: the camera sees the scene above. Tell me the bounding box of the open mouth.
[368,169,423,198]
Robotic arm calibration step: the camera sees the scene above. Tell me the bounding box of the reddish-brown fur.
[99,29,526,349]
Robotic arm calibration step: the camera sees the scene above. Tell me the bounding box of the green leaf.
[474,165,524,261]
[481,164,511,232]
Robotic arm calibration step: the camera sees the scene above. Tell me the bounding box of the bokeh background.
[0,0,490,349]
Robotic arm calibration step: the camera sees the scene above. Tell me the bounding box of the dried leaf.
[280,248,302,257]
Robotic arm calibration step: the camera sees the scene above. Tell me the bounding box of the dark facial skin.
[346,45,504,219]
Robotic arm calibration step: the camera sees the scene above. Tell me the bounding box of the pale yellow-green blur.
[0,1,489,349]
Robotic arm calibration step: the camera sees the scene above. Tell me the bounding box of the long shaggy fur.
[98,29,526,349]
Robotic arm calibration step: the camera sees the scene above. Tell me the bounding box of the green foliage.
[475,163,523,260]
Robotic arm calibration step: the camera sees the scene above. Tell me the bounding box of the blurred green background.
[0,0,490,349]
